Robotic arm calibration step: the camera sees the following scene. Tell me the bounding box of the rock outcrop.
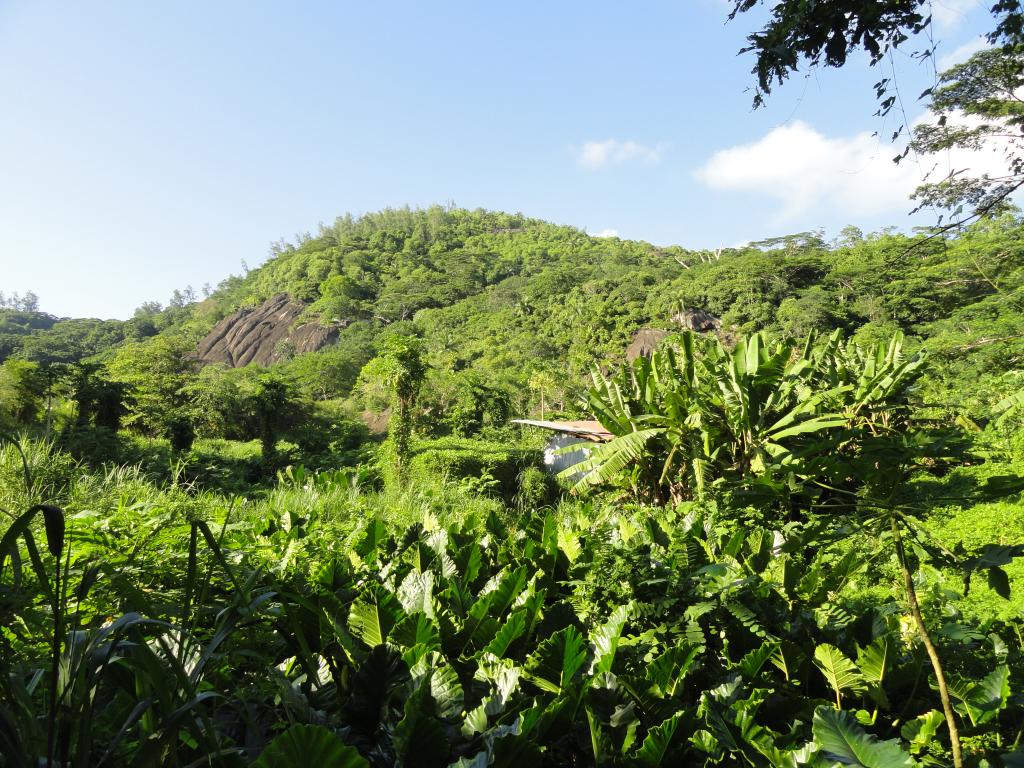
[626,309,722,362]
[671,308,720,333]
[626,328,669,361]
[196,293,340,367]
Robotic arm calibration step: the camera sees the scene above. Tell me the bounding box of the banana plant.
[567,330,924,512]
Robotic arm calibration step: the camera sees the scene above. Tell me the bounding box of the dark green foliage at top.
[729,0,933,105]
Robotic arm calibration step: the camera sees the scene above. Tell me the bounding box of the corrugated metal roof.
[511,419,613,441]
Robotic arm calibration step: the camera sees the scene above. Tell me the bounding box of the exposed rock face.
[196,293,340,367]
[626,328,669,361]
[626,309,722,362]
[671,308,721,333]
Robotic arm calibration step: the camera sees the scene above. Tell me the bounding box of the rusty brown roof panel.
[511,419,613,441]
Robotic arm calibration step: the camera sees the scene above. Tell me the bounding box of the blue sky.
[0,1,995,319]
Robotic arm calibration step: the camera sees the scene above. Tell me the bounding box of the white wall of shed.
[543,434,591,477]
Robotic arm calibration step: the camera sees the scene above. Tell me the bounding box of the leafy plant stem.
[46,551,63,767]
[890,514,963,768]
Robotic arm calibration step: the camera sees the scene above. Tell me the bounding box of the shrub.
[405,436,541,500]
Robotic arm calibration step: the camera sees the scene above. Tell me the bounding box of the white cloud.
[931,0,981,29]
[694,121,916,220]
[694,117,1012,222]
[590,228,619,238]
[576,139,665,170]
[938,36,987,70]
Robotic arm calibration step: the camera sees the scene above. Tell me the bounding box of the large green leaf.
[483,609,527,658]
[632,712,684,767]
[994,386,1024,425]
[398,569,436,618]
[354,514,388,560]
[491,734,543,767]
[589,604,630,675]
[411,653,465,720]
[899,710,944,757]
[485,565,530,618]
[523,626,588,694]
[950,664,1010,726]
[566,428,665,491]
[645,643,700,697]
[767,414,847,441]
[738,640,780,680]
[393,680,450,768]
[390,613,441,653]
[770,641,804,683]
[812,707,915,768]
[856,637,891,707]
[253,724,368,768]
[348,586,406,648]
[0,504,65,588]
[814,644,865,707]
[341,645,410,737]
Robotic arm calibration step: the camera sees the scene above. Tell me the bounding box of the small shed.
[512,419,612,476]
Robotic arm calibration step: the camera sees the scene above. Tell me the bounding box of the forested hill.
[2,205,1023,433]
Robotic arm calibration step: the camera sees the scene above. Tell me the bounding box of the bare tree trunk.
[891,516,963,768]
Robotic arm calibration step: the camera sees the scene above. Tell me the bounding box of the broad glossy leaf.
[390,613,441,653]
[566,428,665,491]
[814,644,865,704]
[632,712,684,767]
[393,681,450,768]
[994,386,1024,418]
[856,638,888,688]
[812,707,915,768]
[856,637,891,706]
[341,645,410,737]
[646,644,700,697]
[347,586,405,648]
[491,733,543,767]
[738,640,780,680]
[484,565,530,618]
[586,707,613,767]
[524,626,588,694]
[354,515,387,560]
[770,641,804,683]
[483,610,527,658]
[767,414,847,441]
[899,710,944,756]
[950,664,1009,726]
[410,654,464,720]
[557,526,582,563]
[398,569,436,618]
[589,604,630,675]
[30,504,65,558]
[253,724,367,768]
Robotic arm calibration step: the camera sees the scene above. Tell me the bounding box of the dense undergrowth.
[0,428,1022,766]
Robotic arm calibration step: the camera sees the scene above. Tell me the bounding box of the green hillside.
[2,205,1024,766]
[3,205,1023,452]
